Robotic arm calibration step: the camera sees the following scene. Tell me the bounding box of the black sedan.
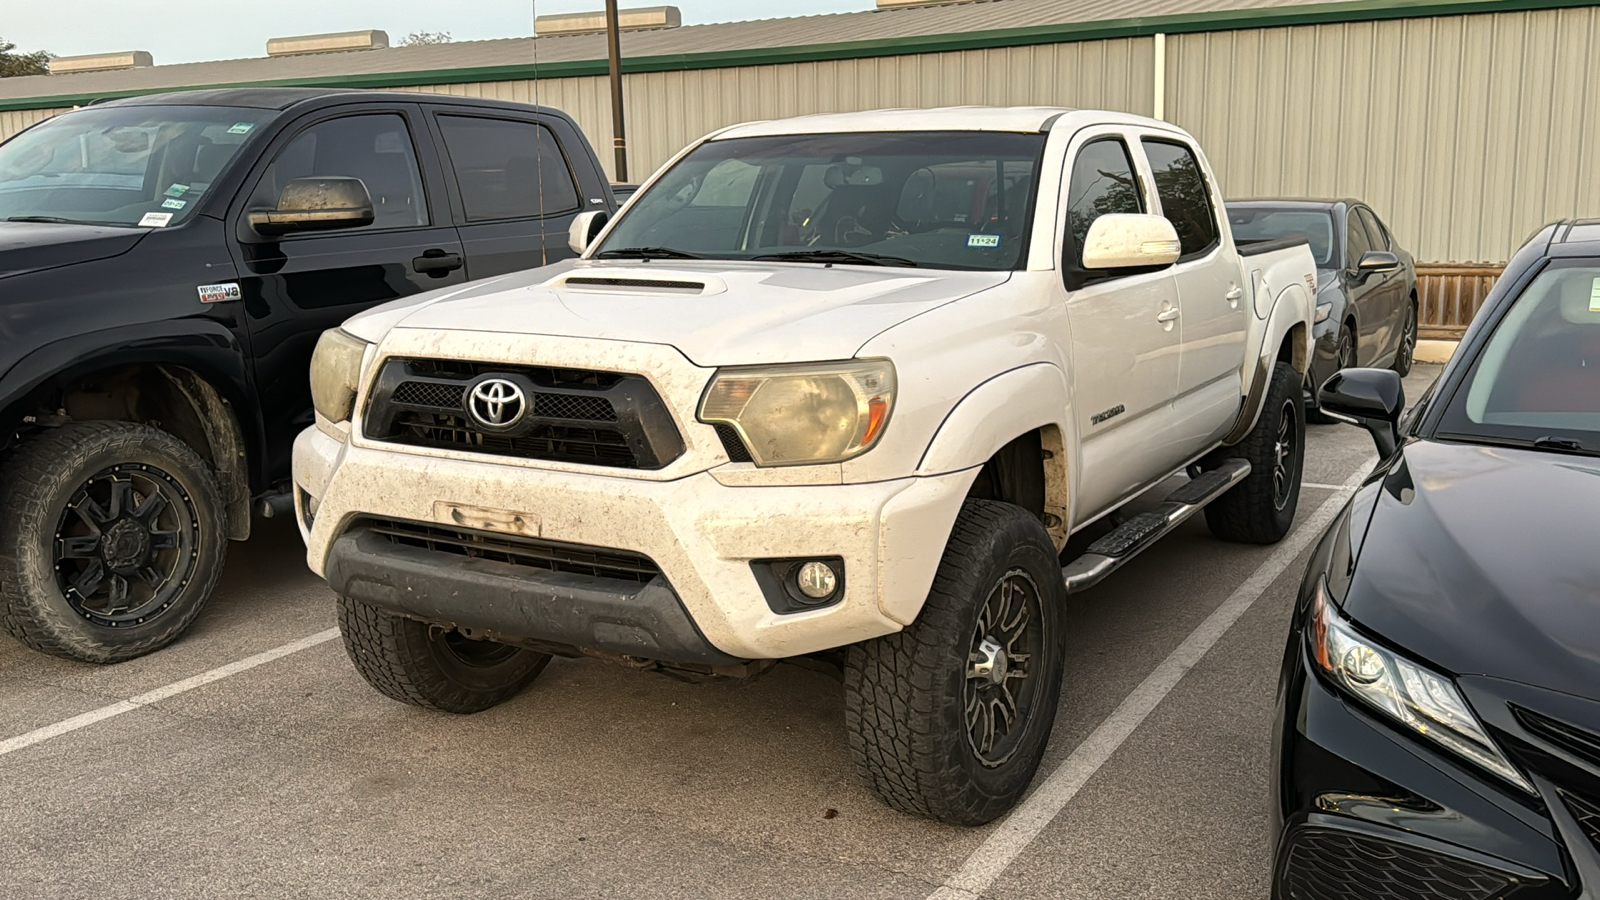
[1228,199,1418,420]
[1271,219,1600,899]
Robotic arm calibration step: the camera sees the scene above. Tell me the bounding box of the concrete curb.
[1416,339,1456,364]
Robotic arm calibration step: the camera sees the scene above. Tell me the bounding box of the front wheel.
[0,422,227,663]
[337,595,550,713]
[1203,360,1304,545]
[844,499,1067,825]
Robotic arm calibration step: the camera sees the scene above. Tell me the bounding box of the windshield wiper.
[1532,435,1597,454]
[6,216,89,225]
[751,249,920,268]
[593,246,705,260]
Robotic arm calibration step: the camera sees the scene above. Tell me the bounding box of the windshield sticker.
[227,122,255,135]
[161,198,187,210]
[967,234,1001,249]
[197,283,242,304]
[1590,277,1600,313]
[138,212,173,228]
[164,183,190,198]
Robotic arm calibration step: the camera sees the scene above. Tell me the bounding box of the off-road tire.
[1204,360,1304,544]
[337,595,550,713]
[1393,299,1417,377]
[0,422,226,663]
[1306,325,1356,425]
[844,499,1067,826]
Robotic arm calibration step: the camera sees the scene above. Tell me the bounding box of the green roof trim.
[2,0,1593,112]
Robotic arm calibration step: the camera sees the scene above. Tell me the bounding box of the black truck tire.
[0,421,227,663]
[1204,360,1305,544]
[844,499,1067,826]
[337,595,550,713]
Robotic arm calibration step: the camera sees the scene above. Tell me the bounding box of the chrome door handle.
[1156,307,1181,323]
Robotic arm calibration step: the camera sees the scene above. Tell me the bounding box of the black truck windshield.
[595,131,1047,271]
[0,105,273,228]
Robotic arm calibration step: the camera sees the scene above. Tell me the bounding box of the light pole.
[605,0,629,182]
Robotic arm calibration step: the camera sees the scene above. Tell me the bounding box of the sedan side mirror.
[1319,367,1405,457]
[569,209,610,255]
[1355,250,1402,274]
[1081,214,1182,270]
[248,176,375,236]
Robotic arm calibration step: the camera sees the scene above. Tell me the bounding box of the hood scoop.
[548,269,726,296]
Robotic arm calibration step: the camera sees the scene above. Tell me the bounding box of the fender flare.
[1223,280,1312,446]
[916,363,1074,544]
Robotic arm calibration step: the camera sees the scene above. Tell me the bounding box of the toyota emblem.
[467,377,527,430]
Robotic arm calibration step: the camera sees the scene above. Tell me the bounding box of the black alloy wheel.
[965,570,1044,767]
[1394,302,1417,376]
[1272,398,1299,512]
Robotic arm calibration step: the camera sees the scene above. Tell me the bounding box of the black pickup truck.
[0,87,616,662]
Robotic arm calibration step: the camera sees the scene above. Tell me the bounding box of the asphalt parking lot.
[0,364,1438,900]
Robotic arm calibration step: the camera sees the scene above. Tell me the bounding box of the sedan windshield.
[0,105,273,227]
[1227,205,1335,267]
[1437,262,1600,454]
[594,131,1047,271]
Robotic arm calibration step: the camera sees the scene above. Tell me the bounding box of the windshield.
[1226,205,1335,267]
[594,131,1047,271]
[0,105,273,228]
[1437,262,1600,454]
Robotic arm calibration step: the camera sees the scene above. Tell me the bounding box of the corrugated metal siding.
[1168,7,1600,263]
[0,107,68,141]
[401,38,1153,184]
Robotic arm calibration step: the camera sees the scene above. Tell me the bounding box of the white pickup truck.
[294,107,1316,825]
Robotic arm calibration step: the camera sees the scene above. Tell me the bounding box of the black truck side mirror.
[1319,367,1405,458]
[248,176,375,236]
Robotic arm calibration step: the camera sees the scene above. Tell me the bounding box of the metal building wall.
[1167,7,1600,263]
[0,107,68,141]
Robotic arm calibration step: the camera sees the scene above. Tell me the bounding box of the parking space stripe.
[927,461,1373,900]
[0,627,339,758]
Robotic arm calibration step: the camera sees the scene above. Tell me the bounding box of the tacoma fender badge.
[1090,404,1126,426]
[197,283,242,304]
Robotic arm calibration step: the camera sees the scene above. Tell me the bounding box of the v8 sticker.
[197,283,242,304]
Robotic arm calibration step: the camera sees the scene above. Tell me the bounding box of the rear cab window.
[1140,139,1219,260]
[435,115,581,221]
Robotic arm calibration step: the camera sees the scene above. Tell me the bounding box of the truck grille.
[364,359,684,469]
[361,518,662,584]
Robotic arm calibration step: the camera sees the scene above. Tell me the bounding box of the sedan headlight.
[699,359,895,466]
[1315,301,1333,323]
[1309,581,1533,793]
[309,329,370,424]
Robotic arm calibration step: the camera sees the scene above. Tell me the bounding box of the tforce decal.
[1090,404,1126,426]
[197,283,243,304]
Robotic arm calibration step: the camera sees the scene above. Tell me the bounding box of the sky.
[5,1,867,65]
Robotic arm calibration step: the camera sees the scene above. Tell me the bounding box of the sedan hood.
[355,259,1009,366]
[0,221,147,281]
[1343,440,1600,700]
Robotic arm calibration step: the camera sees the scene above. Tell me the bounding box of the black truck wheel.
[0,422,226,663]
[1204,360,1305,545]
[337,595,550,713]
[844,499,1066,826]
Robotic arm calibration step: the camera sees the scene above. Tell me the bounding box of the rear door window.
[1064,138,1144,270]
[251,113,428,230]
[436,116,580,222]
[1141,139,1219,259]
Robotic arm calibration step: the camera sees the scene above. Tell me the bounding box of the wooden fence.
[1416,263,1504,340]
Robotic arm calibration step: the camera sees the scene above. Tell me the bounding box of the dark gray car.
[1227,199,1417,419]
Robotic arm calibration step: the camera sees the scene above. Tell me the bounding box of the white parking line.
[0,627,339,758]
[927,461,1373,900]
[1301,481,1353,490]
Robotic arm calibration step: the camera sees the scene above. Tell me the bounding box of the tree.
[400,31,453,47]
[0,37,50,78]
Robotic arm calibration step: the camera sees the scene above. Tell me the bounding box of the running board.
[1061,458,1251,593]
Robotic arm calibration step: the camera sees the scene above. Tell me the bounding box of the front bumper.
[294,425,973,661]
[1272,641,1591,899]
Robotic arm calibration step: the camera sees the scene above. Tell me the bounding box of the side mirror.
[1082,214,1182,270]
[1318,367,1405,457]
[569,209,610,255]
[248,176,374,236]
[1355,250,1401,274]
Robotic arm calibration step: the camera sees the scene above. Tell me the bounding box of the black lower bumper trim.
[325,528,741,667]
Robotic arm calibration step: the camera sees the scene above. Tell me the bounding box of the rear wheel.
[1204,360,1304,545]
[844,499,1066,825]
[0,422,226,663]
[1393,299,1417,376]
[337,595,550,713]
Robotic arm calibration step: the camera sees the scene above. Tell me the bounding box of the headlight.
[309,329,370,424]
[1309,581,1533,793]
[1315,301,1333,323]
[699,359,895,466]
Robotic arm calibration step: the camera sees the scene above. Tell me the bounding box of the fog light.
[796,561,839,600]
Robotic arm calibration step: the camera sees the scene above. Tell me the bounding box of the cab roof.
[92,87,561,116]
[711,106,1180,138]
